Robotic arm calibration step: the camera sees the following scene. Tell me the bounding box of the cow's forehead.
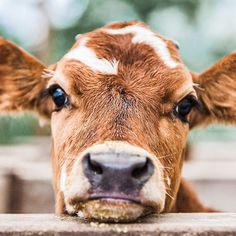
[66,21,182,70]
[53,21,193,99]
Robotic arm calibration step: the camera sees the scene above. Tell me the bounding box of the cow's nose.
[82,151,154,194]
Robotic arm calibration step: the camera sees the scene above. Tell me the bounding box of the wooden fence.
[0,213,236,235]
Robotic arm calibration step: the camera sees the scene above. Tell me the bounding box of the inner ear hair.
[192,82,204,92]
[42,69,55,79]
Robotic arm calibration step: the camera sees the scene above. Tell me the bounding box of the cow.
[0,21,235,223]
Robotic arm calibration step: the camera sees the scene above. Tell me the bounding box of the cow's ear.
[0,38,51,118]
[190,52,236,128]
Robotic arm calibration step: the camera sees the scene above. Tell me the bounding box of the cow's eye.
[49,85,68,109]
[174,95,198,122]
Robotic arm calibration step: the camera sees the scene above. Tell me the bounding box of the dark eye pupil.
[175,98,194,121]
[52,88,67,108]
[178,99,192,115]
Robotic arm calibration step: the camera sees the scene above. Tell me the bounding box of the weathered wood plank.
[0,213,236,235]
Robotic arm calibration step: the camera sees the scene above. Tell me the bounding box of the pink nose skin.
[82,150,154,200]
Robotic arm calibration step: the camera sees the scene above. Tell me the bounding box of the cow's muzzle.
[64,142,165,222]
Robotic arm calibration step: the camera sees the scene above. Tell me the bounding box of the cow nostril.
[85,153,103,175]
[131,158,153,179]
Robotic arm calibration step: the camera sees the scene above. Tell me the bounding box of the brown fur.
[191,52,236,128]
[0,38,51,117]
[0,21,235,216]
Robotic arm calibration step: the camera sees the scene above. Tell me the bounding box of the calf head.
[0,21,235,222]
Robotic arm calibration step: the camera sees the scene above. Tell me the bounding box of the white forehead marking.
[104,25,177,68]
[64,38,118,74]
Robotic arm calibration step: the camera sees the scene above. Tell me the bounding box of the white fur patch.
[79,141,152,158]
[167,176,171,186]
[64,38,118,74]
[104,25,177,68]
[60,165,67,192]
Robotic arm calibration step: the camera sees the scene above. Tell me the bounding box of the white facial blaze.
[104,25,178,68]
[64,38,119,74]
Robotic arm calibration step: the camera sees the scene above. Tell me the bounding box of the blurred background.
[0,0,235,213]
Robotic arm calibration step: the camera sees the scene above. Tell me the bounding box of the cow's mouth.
[74,198,154,223]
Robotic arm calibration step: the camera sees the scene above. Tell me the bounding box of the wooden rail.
[0,213,236,235]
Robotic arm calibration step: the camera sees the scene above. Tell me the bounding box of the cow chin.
[72,198,154,223]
